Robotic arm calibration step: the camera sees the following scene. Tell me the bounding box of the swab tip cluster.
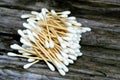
[8,8,91,76]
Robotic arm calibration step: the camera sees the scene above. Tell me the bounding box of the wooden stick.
[15,54,42,60]
[34,39,54,63]
[34,48,49,63]
[37,22,67,31]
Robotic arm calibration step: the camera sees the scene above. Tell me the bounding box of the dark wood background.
[0,0,120,80]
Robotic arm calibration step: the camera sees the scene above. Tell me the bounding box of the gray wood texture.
[0,0,120,80]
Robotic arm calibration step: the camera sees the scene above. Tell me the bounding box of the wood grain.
[0,0,120,80]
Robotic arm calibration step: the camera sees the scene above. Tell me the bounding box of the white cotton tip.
[67,16,76,20]
[63,37,72,41]
[81,29,87,33]
[26,30,36,43]
[26,47,33,50]
[59,14,68,18]
[76,40,80,44]
[21,44,31,49]
[61,63,69,72]
[73,34,78,38]
[58,69,66,76]
[67,59,74,64]
[67,27,76,33]
[38,13,44,21]
[18,50,25,53]
[46,62,55,71]
[51,10,57,15]
[83,27,91,32]
[75,49,80,53]
[27,20,41,32]
[77,34,82,38]
[65,22,72,27]
[67,33,77,38]
[22,30,28,34]
[36,15,41,20]
[66,33,72,37]
[63,41,68,45]
[22,45,28,48]
[77,52,83,56]
[41,10,46,17]
[36,26,42,32]
[22,52,32,56]
[42,8,49,12]
[74,22,82,27]
[61,43,67,49]
[75,23,82,26]
[21,14,31,18]
[31,11,39,15]
[28,18,37,21]
[57,36,63,42]
[18,29,25,37]
[21,45,33,50]
[68,44,75,49]
[72,38,78,42]
[68,48,75,54]
[20,38,32,46]
[28,58,35,62]
[71,21,82,26]
[32,32,39,39]
[62,11,71,15]
[49,39,54,48]
[77,38,81,42]
[28,35,36,43]
[68,51,77,57]
[71,21,78,24]
[54,60,62,69]
[76,30,82,34]
[70,43,80,49]
[80,27,91,33]
[7,52,17,56]
[69,21,81,26]
[23,63,33,69]
[63,59,69,66]
[45,40,50,48]
[60,51,68,58]
[41,8,48,17]
[10,44,22,50]
[68,55,77,60]
[28,21,38,29]
[23,23,32,30]
[27,19,36,23]
[64,41,69,46]
[56,53,64,61]
[72,53,78,57]
[62,49,69,53]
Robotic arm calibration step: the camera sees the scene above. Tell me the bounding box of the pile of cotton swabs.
[8,8,91,76]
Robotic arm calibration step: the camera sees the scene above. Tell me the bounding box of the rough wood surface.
[0,0,120,80]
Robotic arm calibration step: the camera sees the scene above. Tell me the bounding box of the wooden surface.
[0,0,120,80]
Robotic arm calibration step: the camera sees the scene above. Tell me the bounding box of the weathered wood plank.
[0,0,120,80]
[0,47,120,80]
